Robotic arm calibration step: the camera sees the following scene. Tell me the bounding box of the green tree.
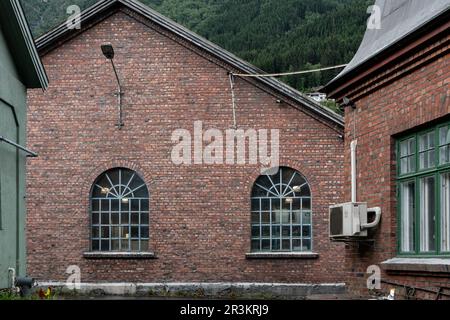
[20,0,371,97]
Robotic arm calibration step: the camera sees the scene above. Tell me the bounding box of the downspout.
[16,129,20,279]
[228,72,237,129]
[351,140,357,203]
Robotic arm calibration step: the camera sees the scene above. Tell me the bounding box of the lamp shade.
[101,43,115,59]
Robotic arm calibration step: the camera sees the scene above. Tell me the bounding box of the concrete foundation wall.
[37,282,347,299]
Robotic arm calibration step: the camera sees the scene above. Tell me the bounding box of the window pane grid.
[419,176,436,253]
[418,132,436,170]
[399,137,416,175]
[109,199,112,251]
[91,169,149,253]
[441,173,450,252]
[251,167,312,253]
[251,199,311,252]
[440,126,450,165]
[440,146,450,165]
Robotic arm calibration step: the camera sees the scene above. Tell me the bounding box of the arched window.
[90,168,149,252]
[251,167,312,252]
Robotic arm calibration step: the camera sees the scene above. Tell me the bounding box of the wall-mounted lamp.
[101,44,115,59]
[340,96,356,111]
[101,43,124,129]
[101,187,110,195]
[285,198,293,204]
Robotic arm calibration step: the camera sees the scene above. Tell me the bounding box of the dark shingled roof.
[0,0,48,89]
[325,0,450,92]
[35,0,343,128]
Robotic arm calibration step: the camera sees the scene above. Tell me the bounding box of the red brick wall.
[26,10,345,284]
[341,35,450,299]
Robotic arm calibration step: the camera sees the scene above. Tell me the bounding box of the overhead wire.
[231,64,347,78]
[228,63,347,128]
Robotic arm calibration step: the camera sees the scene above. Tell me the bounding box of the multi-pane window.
[398,122,450,256]
[441,173,450,252]
[400,137,415,174]
[90,168,149,252]
[419,176,436,252]
[251,167,312,253]
[419,131,435,170]
[439,125,450,165]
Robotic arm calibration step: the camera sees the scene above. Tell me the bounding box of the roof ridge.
[35,0,343,128]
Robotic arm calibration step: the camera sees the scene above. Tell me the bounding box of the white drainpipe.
[351,140,358,203]
[350,139,382,228]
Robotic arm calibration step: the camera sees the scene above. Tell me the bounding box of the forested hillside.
[21,0,372,92]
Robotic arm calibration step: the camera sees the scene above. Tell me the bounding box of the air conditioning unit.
[329,203,381,239]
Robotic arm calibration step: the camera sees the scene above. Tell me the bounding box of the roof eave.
[35,0,343,127]
[35,0,120,54]
[8,0,49,89]
[323,6,450,99]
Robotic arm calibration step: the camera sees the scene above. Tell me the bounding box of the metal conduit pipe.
[0,136,38,157]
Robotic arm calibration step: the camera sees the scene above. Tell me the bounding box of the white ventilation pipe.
[351,140,358,203]
[362,207,382,230]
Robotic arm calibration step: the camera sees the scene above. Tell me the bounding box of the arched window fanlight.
[90,168,149,252]
[251,167,312,252]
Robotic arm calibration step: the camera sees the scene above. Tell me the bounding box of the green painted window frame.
[438,123,450,166]
[397,121,450,257]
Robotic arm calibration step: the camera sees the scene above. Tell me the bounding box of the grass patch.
[0,290,40,300]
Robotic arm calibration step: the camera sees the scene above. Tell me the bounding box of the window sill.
[246,252,319,259]
[381,258,450,274]
[83,252,157,260]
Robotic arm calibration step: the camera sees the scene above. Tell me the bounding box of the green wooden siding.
[0,25,27,289]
